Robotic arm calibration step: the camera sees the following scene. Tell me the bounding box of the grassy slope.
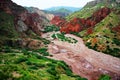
[66,0,120,57]
[79,11,120,57]
[0,9,86,80]
[66,2,105,20]
[0,47,86,80]
[0,11,19,44]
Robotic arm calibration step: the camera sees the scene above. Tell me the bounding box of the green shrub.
[38,48,49,56]
[51,33,56,39]
[0,12,19,38]
[52,33,78,43]
[47,66,57,76]
[2,46,13,53]
[57,62,72,76]
[39,48,47,52]
[44,25,60,32]
[0,64,21,80]
[35,55,43,59]
[85,42,92,49]
[26,61,32,65]
[29,65,38,70]
[113,38,120,45]
[41,38,50,45]
[76,77,88,80]
[99,74,111,80]
[34,63,45,68]
[15,57,28,64]
[0,48,87,80]
[103,47,120,57]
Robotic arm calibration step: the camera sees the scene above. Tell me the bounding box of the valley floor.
[43,34,120,80]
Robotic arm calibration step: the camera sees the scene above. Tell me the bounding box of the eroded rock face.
[17,20,28,32]
[26,7,54,21]
[47,34,120,80]
[0,0,51,36]
[51,7,111,34]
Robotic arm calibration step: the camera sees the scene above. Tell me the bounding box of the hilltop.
[66,0,120,20]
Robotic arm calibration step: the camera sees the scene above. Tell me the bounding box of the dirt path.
[43,33,120,80]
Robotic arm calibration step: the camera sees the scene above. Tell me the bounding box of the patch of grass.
[79,12,120,58]
[33,47,50,56]
[99,74,111,80]
[35,37,51,45]
[52,33,78,43]
[0,12,19,43]
[44,25,60,32]
[0,48,87,80]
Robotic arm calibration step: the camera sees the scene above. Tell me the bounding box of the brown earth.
[45,34,120,80]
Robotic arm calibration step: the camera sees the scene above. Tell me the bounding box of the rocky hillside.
[50,1,120,57]
[66,0,120,20]
[0,0,54,46]
[79,10,120,57]
[25,7,54,21]
[0,0,88,80]
[51,7,111,33]
[0,0,53,36]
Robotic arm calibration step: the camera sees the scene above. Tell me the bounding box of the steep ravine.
[44,34,120,80]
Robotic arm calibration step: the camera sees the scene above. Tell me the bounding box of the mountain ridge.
[25,7,54,20]
[45,6,82,17]
[45,6,81,12]
[66,0,120,20]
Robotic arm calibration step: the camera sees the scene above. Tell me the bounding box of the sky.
[12,0,93,9]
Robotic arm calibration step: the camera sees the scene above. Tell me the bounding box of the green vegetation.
[66,0,120,21]
[0,12,19,38]
[66,2,105,21]
[33,47,50,56]
[66,7,96,20]
[67,5,120,57]
[52,33,78,43]
[78,12,120,58]
[35,36,51,45]
[0,47,87,80]
[99,74,111,80]
[44,25,60,32]
[0,11,19,46]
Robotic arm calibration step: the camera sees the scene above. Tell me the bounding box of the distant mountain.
[45,6,81,17]
[45,6,81,12]
[25,7,54,20]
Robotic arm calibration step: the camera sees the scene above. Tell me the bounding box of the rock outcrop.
[25,7,54,21]
[51,7,111,33]
[0,0,52,36]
